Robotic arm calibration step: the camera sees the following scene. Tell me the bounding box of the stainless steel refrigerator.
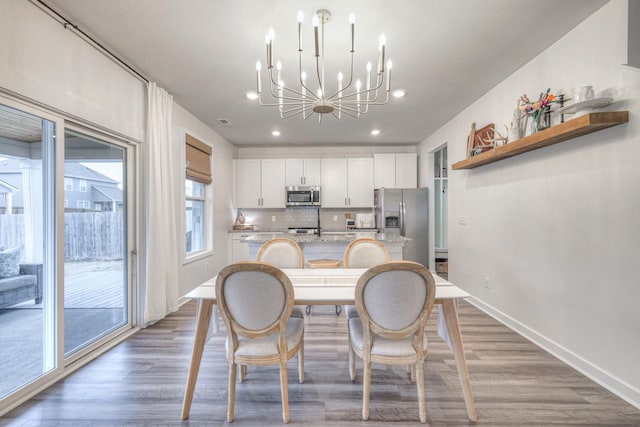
[375,188,428,266]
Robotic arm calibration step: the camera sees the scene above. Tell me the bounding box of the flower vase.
[530,114,541,135]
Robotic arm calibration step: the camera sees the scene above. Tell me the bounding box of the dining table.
[180,267,477,422]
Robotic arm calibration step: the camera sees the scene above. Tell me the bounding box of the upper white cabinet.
[235,159,286,208]
[285,159,321,186]
[321,158,374,207]
[374,153,417,189]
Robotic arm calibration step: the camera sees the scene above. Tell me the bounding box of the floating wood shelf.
[452,111,629,170]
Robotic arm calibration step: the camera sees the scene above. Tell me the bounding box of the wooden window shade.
[185,134,212,184]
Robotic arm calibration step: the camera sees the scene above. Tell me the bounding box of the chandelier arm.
[335,106,362,118]
[298,51,318,100]
[267,68,284,99]
[327,52,355,101]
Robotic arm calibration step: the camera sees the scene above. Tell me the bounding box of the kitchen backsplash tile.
[236,207,375,231]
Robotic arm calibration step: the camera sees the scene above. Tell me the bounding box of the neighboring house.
[0,178,18,214]
[0,158,122,212]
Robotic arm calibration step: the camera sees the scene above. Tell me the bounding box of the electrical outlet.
[458,215,468,225]
[271,215,276,222]
[333,215,338,221]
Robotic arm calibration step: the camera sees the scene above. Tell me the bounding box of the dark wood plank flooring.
[2,301,639,426]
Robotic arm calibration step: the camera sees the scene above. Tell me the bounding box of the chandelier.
[254,9,393,122]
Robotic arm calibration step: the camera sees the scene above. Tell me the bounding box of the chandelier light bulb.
[379,33,386,50]
[276,61,282,70]
[265,34,270,45]
[366,62,372,72]
[256,61,262,71]
[349,13,356,24]
[267,27,275,41]
[312,14,319,27]
[297,11,304,23]
[338,72,343,81]
[317,88,323,98]
[356,79,362,90]
[301,71,307,81]
[387,59,393,70]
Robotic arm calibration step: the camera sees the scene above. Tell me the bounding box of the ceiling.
[44,0,608,147]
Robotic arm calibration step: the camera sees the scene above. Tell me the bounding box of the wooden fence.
[0,212,124,261]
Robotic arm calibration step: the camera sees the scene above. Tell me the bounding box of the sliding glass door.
[63,129,129,356]
[0,98,134,402]
[0,102,57,398]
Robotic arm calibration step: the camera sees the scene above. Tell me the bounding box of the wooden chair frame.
[216,261,304,423]
[350,261,436,423]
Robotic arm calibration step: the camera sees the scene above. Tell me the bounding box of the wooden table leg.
[181,299,213,419]
[441,299,478,421]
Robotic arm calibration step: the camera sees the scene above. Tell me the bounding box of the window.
[185,134,212,256]
[64,177,73,190]
[64,199,68,208]
[79,179,87,192]
[76,200,90,209]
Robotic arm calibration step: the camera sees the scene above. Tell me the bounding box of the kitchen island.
[244,232,407,264]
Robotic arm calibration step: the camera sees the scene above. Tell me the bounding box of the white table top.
[186,268,469,304]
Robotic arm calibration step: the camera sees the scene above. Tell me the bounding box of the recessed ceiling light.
[272,130,281,136]
[371,129,380,136]
[392,89,406,98]
[246,91,258,100]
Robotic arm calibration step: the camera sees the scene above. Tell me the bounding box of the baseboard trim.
[467,296,640,409]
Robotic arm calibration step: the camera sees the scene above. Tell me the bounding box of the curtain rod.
[34,0,149,84]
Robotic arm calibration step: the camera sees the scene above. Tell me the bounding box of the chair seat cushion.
[228,317,304,357]
[349,318,427,357]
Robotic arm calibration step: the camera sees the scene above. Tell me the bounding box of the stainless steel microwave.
[286,186,321,207]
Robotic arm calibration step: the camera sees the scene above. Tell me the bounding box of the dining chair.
[256,237,305,269]
[348,261,436,423]
[343,238,392,316]
[256,237,310,319]
[216,261,304,423]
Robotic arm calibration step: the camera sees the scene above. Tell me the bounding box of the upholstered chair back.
[356,261,435,338]
[257,238,304,269]
[216,262,294,337]
[343,238,391,268]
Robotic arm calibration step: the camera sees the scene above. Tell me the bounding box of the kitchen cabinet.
[374,153,417,189]
[229,233,251,262]
[321,158,374,207]
[285,159,321,186]
[235,159,286,208]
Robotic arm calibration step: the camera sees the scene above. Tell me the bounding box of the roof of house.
[0,158,118,185]
[0,178,19,193]
[92,185,122,202]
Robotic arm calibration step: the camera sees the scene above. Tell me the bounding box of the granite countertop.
[243,232,408,244]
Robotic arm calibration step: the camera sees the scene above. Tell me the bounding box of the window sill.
[183,249,213,265]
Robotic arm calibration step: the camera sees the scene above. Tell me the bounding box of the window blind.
[185,134,212,184]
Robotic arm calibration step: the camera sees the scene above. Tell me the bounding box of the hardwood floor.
[2,300,639,426]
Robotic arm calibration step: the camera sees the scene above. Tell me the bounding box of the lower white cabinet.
[230,233,251,262]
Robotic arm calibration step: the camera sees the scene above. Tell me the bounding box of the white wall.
[172,104,237,296]
[419,0,640,407]
[0,0,237,306]
[0,0,146,141]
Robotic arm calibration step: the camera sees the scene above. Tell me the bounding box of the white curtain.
[144,82,179,325]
